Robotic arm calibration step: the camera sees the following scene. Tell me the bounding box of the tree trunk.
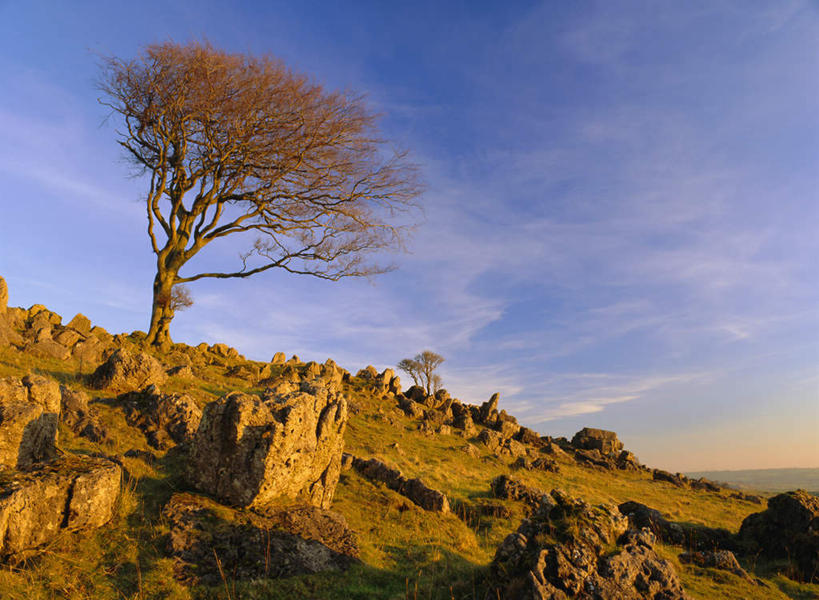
[146,270,176,348]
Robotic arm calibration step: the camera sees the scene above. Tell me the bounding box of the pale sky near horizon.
[0,1,816,472]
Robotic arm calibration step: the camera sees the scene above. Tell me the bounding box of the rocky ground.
[0,274,817,599]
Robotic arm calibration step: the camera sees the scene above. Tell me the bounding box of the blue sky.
[1,1,816,471]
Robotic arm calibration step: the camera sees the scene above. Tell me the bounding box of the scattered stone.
[60,386,106,442]
[187,379,347,509]
[0,276,7,314]
[0,375,60,469]
[489,488,692,599]
[89,348,167,393]
[739,490,819,582]
[491,475,546,509]
[0,456,121,557]
[679,550,751,579]
[29,339,71,361]
[571,427,624,456]
[512,457,560,473]
[167,364,194,379]
[65,314,92,336]
[340,452,354,472]
[121,386,202,449]
[619,500,735,550]
[162,493,358,585]
[351,456,450,513]
[653,469,688,487]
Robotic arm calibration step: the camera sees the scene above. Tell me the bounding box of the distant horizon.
[1,1,817,472]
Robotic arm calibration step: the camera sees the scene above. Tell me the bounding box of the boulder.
[162,493,358,585]
[0,456,121,557]
[29,339,71,361]
[738,490,819,582]
[571,427,624,456]
[0,276,7,314]
[653,469,688,487]
[489,489,691,599]
[121,386,202,449]
[0,376,60,469]
[89,348,167,393]
[65,314,92,336]
[187,379,347,509]
[679,550,751,579]
[491,475,546,509]
[60,386,106,442]
[478,392,500,424]
[350,456,449,513]
[619,500,735,551]
[271,351,286,364]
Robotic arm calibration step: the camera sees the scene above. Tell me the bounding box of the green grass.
[1,339,818,599]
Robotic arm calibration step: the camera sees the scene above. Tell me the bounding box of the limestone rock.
[121,386,202,449]
[271,351,286,364]
[351,456,449,513]
[60,386,106,442]
[0,376,60,469]
[739,490,819,582]
[653,469,688,487]
[619,500,735,550]
[187,379,347,509]
[679,550,751,579]
[0,456,121,557]
[491,475,546,509]
[65,313,92,336]
[490,488,691,599]
[162,493,358,585]
[89,348,167,393]
[571,427,624,456]
[29,339,71,361]
[0,276,7,314]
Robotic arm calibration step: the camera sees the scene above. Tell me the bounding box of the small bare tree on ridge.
[398,350,445,395]
[99,41,421,347]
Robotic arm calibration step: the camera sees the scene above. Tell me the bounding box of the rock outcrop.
[162,492,358,584]
[120,385,202,449]
[491,475,546,509]
[490,489,692,599]
[350,456,450,513]
[187,378,347,509]
[739,490,819,582]
[0,456,121,557]
[619,500,735,551]
[571,427,624,455]
[0,375,61,469]
[89,348,167,393]
[60,385,107,442]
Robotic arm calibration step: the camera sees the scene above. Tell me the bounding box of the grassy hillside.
[0,327,817,600]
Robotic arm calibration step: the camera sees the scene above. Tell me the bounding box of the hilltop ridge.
[0,275,817,599]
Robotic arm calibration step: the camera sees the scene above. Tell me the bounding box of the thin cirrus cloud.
[0,2,816,470]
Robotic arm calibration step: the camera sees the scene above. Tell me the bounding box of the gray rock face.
[571,427,624,456]
[0,456,121,557]
[351,456,450,513]
[491,475,547,509]
[163,493,358,585]
[490,489,692,599]
[121,386,202,449]
[739,490,819,582]
[89,348,168,393]
[187,379,347,509]
[0,276,7,314]
[0,376,60,469]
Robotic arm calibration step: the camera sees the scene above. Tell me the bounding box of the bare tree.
[397,350,445,396]
[99,41,422,346]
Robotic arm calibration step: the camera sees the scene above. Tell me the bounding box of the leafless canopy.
[98,41,422,345]
[398,350,445,396]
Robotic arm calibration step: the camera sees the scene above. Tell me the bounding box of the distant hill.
[686,468,819,495]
